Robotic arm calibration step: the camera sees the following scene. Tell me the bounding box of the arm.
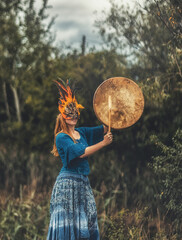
[79,131,113,158]
[56,134,86,165]
[79,141,105,158]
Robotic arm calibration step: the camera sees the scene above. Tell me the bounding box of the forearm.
[79,141,105,158]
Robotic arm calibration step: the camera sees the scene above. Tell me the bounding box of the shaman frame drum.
[93,77,144,129]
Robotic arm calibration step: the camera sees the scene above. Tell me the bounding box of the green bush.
[150,128,182,234]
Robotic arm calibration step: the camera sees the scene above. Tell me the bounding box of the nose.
[72,116,78,120]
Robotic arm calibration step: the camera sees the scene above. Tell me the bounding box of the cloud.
[55,20,83,30]
[35,0,122,47]
[47,0,92,21]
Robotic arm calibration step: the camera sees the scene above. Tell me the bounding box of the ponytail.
[51,114,77,156]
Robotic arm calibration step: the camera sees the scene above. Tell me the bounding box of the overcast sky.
[35,0,140,50]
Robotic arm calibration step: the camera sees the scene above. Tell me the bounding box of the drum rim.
[93,77,145,129]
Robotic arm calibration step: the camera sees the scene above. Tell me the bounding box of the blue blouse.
[56,125,104,175]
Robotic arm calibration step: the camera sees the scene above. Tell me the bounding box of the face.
[64,102,79,120]
[65,116,78,126]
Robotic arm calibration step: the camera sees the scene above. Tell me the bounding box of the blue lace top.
[56,125,104,175]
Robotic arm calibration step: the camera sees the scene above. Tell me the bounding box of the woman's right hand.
[102,132,113,146]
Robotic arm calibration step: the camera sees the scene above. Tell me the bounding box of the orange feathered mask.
[53,78,84,120]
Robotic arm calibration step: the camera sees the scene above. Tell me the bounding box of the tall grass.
[0,187,177,240]
[0,147,180,239]
[0,190,50,240]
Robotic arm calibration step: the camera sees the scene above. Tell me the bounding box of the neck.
[67,125,75,134]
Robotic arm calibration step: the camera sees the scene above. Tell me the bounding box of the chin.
[66,118,78,125]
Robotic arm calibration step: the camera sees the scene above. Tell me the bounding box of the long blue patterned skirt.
[47,171,100,240]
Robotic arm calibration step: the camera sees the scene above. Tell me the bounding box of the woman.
[47,79,113,240]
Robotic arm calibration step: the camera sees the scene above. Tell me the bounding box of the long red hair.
[51,113,77,156]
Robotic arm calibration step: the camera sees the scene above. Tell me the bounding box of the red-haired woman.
[47,80,113,240]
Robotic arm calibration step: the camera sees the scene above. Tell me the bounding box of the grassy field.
[0,185,177,240]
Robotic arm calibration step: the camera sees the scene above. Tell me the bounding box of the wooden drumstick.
[108,95,111,132]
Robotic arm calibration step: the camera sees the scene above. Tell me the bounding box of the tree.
[0,0,56,123]
[94,0,182,212]
[95,0,181,90]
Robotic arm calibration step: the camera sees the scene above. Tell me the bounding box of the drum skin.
[93,77,144,129]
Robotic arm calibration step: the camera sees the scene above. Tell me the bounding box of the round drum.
[93,77,144,129]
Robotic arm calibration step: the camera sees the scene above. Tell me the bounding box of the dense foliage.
[150,129,182,233]
[0,0,181,239]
